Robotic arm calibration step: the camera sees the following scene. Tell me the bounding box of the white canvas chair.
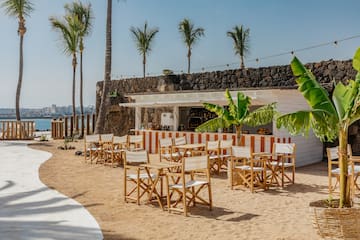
[99,133,114,164]
[84,134,100,164]
[166,155,212,216]
[347,144,360,192]
[173,136,191,157]
[219,139,233,171]
[269,143,296,187]
[328,145,360,196]
[205,140,221,174]
[230,146,267,192]
[128,134,144,151]
[159,138,179,162]
[124,150,155,205]
[104,135,128,167]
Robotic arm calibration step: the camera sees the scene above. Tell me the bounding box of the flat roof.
[119,89,295,108]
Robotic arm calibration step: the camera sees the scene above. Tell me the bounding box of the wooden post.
[81,114,85,137]
[92,114,96,133]
[75,115,79,132]
[64,117,68,137]
[86,114,90,135]
[70,116,74,137]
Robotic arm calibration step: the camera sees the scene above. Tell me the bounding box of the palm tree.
[1,0,34,121]
[65,1,93,137]
[50,14,81,134]
[227,25,250,69]
[130,21,159,78]
[178,18,204,74]
[95,0,113,134]
[277,49,360,208]
[196,89,276,145]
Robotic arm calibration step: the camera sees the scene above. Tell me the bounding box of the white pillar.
[135,107,141,130]
[173,106,179,131]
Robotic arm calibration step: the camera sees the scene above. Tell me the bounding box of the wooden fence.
[0,121,35,140]
[51,114,96,139]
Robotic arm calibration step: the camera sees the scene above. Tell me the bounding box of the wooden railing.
[0,121,35,140]
[51,114,96,139]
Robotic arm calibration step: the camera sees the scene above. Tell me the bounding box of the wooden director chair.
[124,150,155,205]
[230,146,267,192]
[84,134,100,164]
[166,155,212,216]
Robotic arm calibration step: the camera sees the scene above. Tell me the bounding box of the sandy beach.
[32,140,328,240]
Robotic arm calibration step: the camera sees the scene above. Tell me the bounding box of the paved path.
[0,141,103,240]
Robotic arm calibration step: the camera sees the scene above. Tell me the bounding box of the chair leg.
[124,170,127,202]
[137,171,140,205]
[166,176,171,213]
[183,186,187,216]
[208,183,212,211]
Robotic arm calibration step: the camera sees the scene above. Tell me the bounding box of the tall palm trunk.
[80,49,84,137]
[143,54,146,78]
[16,33,24,121]
[72,53,77,136]
[240,55,245,70]
[95,0,112,134]
[187,48,191,74]
[339,126,351,207]
[16,18,26,121]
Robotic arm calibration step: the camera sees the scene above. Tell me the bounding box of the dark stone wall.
[96,59,357,136]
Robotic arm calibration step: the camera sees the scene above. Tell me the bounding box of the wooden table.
[173,143,205,159]
[141,162,181,210]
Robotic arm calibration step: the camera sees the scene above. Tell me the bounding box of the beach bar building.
[119,89,322,167]
[97,59,358,167]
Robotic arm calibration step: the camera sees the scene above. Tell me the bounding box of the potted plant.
[276,48,360,238]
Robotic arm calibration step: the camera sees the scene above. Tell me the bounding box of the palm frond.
[195,117,228,132]
[244,102,276,127]
[227,24,250,57]
[291,57,338,117]
[276,110,338,142]
[1,0,34,18]
[203,102,225,116]
[130,21,159,56]
[50,15,80,56]
[179,18,204,48]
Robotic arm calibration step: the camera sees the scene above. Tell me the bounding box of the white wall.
[271,89,323,167]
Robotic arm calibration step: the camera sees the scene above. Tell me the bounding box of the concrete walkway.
[0,141,103,240]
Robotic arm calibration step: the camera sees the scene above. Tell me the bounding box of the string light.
[113,34,360,78]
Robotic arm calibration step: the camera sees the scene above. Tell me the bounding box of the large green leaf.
[203,103,225,117]
[225,89,237,119]
[276,110,338,142]
[195,117,229,132]
[291,57,338,117]
[332,80,358,120]
[244,102,277,127]
[353,47,360,72]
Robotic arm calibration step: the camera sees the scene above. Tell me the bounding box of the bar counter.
[133,129,291,154]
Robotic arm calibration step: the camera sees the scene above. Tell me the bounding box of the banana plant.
[196,89,277,146]
[277,48,360,208]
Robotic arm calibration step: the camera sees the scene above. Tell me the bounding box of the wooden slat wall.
[133,130,290,154]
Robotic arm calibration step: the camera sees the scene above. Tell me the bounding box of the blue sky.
[0,0,360,108]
